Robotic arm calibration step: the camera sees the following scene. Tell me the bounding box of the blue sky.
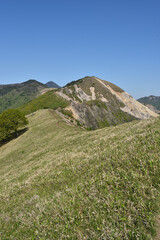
[0,0,159,98]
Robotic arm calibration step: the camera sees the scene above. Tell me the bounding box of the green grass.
[19,90,69,115]
[0,110,159,239]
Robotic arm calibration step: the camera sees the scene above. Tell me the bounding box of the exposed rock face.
[94,77,158,119]
[143,104,160,114]
[56,76,158,129]
[66,102,110,129]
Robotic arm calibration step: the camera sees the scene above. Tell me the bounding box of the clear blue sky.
[0,0,159,98]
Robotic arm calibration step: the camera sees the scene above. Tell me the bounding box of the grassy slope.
[0,110,159,239]
[19,90,69,115]
[0,80,47,113]
[0,89,35,113]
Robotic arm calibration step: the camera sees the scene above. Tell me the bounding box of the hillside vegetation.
[0,109,159,239]
[19,90,69,115]
[0,109,28,142]
[138,96,160,111]
[0,80,48,113]
[1,77,157,130]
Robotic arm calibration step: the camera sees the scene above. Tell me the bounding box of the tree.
[0,109,28,141]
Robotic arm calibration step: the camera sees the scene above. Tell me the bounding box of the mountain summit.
[46,81,60,88]
[55,76,158,129]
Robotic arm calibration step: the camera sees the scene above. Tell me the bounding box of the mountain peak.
[23,79,46,86]
[25,79,37,83]
[46,81,60,88]
[65,76,124,93]
[57,76,158,129]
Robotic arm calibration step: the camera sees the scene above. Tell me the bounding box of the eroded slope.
[56,76,158,129]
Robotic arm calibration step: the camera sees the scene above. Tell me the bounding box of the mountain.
[1,76,158,129]
[19,89,69,116]
[0,80,48,113]
[138,95,160,112]
[15,76,158,130]
[0,108,159,239]
[46,81,61,88]
[144,104,160,114]
[55,76,158,129]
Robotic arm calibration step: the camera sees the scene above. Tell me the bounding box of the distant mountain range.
[0,80,60,113]
[138,95,160,113]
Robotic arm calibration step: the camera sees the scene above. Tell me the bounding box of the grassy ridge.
[19,90,69,115]
[0,110,159,239]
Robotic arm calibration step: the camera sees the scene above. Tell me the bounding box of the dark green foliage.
[19,90,69,115]
[0,109,28,141]
[75,119,82,126]
[60,109,73,118]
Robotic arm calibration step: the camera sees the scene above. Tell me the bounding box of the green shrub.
[0,109,28,141]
